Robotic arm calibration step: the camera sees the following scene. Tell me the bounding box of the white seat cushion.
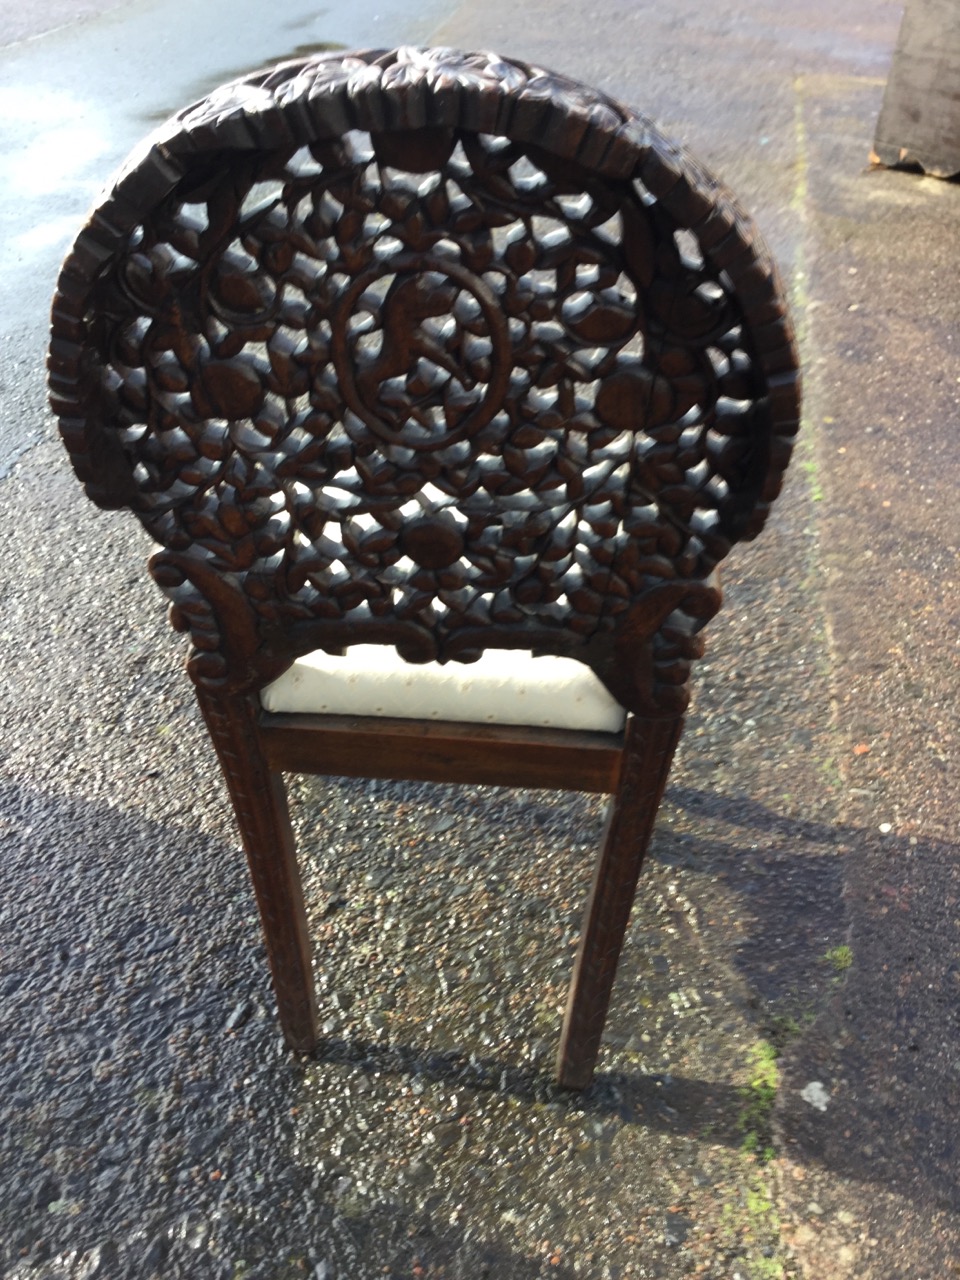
[260,645,626,733]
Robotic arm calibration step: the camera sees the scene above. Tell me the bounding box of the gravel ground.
[2,0,959,1277]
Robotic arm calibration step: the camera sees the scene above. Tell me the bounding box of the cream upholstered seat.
[261,648,626,732]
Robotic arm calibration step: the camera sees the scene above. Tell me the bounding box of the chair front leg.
[195,687,319,1053]
[556,711,684,1089]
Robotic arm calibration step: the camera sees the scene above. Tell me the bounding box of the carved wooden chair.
[49,48,799,1089]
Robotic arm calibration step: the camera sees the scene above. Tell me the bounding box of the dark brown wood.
[49,46,799,717]
[873,0,960,177]
[49,48,800,1086]
[556,713,684,1089]
[260,713,624,792]
[195,688,319,1052]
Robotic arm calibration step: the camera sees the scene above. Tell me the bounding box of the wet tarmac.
[1,0,959,1277]
[0,0,449,477]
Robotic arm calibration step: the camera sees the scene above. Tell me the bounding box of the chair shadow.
[662,783,960,1214]
[2,767,957,1280]
[299,770,960,1214]
[656,782,853,1006]
[308,1031,749,1143]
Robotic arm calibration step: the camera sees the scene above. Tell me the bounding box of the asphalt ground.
[1,1,958,1278]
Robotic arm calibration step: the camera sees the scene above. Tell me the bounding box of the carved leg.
[195,687,319,1052]
[556,712,684,1089]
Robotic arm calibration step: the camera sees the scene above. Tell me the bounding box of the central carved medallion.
[399,514,465,570]
[331,257,511,449]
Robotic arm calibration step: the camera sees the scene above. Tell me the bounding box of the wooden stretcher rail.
[259,712,625,793]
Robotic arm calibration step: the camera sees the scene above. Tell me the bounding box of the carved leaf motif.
[196,360,266,420]
[566,301,636,344]
[595,368,674,432]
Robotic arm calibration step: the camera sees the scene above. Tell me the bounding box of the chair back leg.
[556,713,684,1089]
[195,688,319,1052]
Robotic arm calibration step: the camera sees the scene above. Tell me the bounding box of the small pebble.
[224,1002,252,1032]
[664,1212,692,1245]
[800,1081,831,1111]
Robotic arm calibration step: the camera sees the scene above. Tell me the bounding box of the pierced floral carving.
[50,47,799,707]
